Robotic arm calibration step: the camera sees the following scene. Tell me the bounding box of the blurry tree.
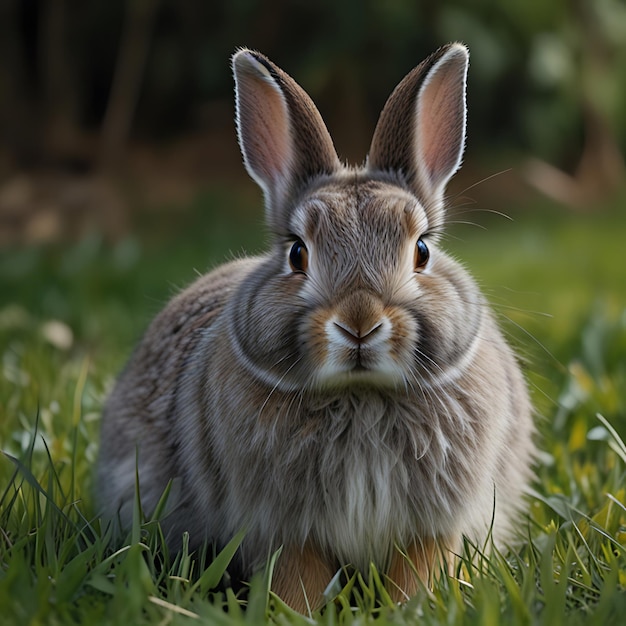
[99,0,160,171]
[40,0,82,163]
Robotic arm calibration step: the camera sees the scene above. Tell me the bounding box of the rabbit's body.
[98,45,534,610]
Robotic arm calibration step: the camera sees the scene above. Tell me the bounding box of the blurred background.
[0,0,625,438]
[1,0,625,245]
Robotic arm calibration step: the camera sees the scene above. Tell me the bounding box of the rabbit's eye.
[414,238,430,271]
[289,240,308,273]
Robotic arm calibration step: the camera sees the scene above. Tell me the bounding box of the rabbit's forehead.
[290,182,429,246]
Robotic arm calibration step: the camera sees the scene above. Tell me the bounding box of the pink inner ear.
[237,71,293,190]
[416,64,465,188]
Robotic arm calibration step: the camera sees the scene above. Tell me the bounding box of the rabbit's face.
[297,178,484,392]
[230,176,483,394]
[292,179,425,389]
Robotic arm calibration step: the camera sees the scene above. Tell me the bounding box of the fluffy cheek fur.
[228,262,310,388]
[403,257,486,383]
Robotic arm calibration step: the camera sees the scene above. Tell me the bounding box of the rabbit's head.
[230,44,480,392]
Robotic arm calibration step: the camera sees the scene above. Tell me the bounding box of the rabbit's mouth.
[311,315,408,389]
[348,347,379,373]
[316,366,404,390]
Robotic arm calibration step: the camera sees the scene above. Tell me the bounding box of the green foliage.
[0,190,625,624]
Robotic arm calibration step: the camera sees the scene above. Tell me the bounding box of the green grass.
[0,186,625,624]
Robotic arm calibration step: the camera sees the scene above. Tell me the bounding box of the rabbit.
[97,43,535,612]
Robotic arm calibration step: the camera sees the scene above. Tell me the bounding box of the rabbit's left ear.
[233,49,340,230]
[367,43,468,226]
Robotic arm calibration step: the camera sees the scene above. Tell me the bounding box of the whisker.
[258,354,305,418]
[500,315,564,370]
[447,204,515,222]
[284,386,306,421]
[447,169,513,199]
[413,344,449,378]
[445,220,488,231]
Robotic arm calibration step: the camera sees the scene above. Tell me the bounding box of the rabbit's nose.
[333,289,386,346]
[333,320,383,346]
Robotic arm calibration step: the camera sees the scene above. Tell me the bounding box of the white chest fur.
[285,392,469,570]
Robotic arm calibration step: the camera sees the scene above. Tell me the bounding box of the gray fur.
[97,44,535,610]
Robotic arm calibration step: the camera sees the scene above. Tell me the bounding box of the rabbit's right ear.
[367,43,469,228]
[233,49,341,229]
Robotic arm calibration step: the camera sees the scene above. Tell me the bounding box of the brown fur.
[386,537,452,602]
[271,542,335,613]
